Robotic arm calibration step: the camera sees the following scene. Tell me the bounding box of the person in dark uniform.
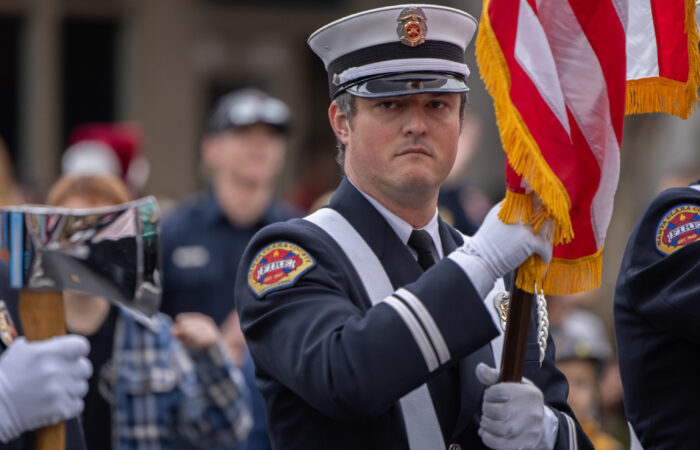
[161,88,294,450]
[161,88,294,325]
[614,177,700,449]
[0,259,91,450]
[234,5,592,450]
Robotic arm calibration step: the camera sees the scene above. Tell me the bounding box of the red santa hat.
[63,122,149,193]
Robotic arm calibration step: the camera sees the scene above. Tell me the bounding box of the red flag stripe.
[567,0,627,145]
[540,0,622,248]
[486,0,576,241]
[651,0,689,82]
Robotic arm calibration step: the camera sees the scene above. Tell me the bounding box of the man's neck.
[347,176,438,228]
[213,177,274,227]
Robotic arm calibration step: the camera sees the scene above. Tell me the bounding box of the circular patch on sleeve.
[248,242,316,298]
[655,204,700,255]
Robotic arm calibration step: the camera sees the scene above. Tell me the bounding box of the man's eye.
[430,101,446,109]
[380,101,398,109]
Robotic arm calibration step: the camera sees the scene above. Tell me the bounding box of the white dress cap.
[308,4,478,98]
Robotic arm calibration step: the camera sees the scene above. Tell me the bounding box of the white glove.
[448,201,552,298]
[0,336,92,443]
[476,363,558,450]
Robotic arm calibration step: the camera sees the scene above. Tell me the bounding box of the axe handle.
[18,291,67,450]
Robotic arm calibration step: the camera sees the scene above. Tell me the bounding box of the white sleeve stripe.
[563,413,577,450]
[395,288,451,365]
[382,296,439,372]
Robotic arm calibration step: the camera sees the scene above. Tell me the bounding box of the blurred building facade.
[0,0,492,198]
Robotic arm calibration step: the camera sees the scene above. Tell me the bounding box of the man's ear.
[328,102,350,147]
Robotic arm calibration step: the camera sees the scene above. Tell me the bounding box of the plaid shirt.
[109,310,252,450]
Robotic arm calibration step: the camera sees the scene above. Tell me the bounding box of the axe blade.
[0,196,161,317]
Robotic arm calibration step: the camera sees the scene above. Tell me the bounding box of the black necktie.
[408,229,437,270]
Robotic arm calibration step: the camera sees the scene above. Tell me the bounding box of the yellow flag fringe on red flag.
[476,0,628,295]
[626,0,700,119]
[477,0,700,295]
[475,6,573,247]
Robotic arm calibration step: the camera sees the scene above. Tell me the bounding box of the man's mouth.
[397,146,431,157]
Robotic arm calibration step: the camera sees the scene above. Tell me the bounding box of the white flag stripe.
[514,0,570,134]
[627,0,660,79]
[539,0,621,246]
[395,288,451,365]
[611,0,630,33]
[383,296,440,372]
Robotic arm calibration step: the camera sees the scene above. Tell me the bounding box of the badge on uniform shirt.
[248,242,316,298]
[0,300,17,347]
[655,204,700,255]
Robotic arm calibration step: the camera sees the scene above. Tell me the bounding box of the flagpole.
[498,268,533,382]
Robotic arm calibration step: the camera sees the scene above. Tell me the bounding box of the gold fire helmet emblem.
[397,7,428,47]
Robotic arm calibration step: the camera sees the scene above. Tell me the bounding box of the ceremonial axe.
[0,196,161,450]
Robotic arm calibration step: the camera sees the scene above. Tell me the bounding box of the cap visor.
[343,72,468,98]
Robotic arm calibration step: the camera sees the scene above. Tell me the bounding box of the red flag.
[475,0,699,295]
[627,0,700,118]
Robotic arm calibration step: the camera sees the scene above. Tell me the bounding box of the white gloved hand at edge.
[0,335,92,443]
[448,201,552,298]
[476,363,556,450]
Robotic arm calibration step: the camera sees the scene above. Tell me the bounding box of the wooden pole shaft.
[18,291,66,450]
[498,273,534,382]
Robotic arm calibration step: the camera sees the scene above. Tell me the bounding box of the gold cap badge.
[397,7,428,47]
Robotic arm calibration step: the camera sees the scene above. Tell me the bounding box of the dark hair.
[332,91,468,168]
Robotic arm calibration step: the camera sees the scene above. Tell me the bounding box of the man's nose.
[402,108,428,136]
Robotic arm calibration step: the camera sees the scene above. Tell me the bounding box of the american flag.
[475,0,700,295]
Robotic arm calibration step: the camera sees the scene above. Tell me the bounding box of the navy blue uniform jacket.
[235,179,590,449]
[615,181,700,449]
[0,260,86,450]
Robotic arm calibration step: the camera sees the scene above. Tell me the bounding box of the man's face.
[204,123,286,186]
[333,93,462,202]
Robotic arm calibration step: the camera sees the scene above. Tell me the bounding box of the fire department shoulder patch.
[248,242,315,298]
[655,204,700,255]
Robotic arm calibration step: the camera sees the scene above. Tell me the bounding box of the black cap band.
[327,40,465,98]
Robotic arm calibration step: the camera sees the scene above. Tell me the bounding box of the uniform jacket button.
[448,444,461,450]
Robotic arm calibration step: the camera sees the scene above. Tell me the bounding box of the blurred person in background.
[551,307,623,450]
[48,175,252,450]
[547,290,627,444]
[615,173,700,448]
[62,122,150,198]
[0,137,27,262]
[0,138,24,207]
[161,88,296,450]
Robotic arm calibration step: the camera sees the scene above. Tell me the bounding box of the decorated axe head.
[0,196,161,317]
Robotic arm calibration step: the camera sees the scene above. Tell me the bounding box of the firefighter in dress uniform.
[615,177,700,449]
[234,5,593,449]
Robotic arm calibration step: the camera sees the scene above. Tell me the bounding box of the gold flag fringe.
[476,1,604,294]
[625,0,700,119]
[475,3,573,247]
[515,247,604,295]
